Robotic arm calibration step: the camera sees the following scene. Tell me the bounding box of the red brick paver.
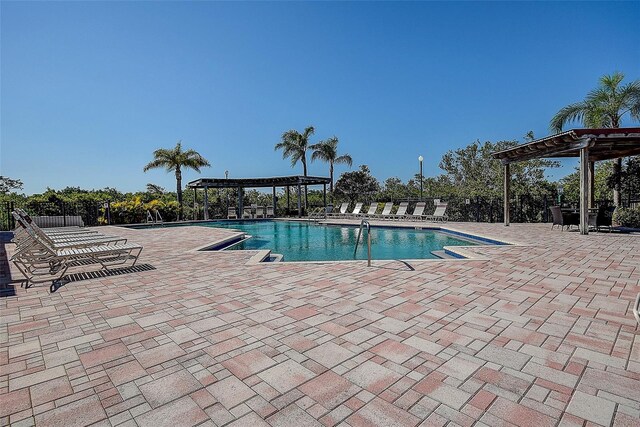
[1,222,639,426]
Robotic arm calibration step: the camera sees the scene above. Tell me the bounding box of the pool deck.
[1,221,639,426]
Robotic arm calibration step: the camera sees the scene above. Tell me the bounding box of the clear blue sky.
[2,1,639,195]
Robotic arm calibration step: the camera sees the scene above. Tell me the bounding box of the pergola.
[187,175,332,219]
[492,128,640,235]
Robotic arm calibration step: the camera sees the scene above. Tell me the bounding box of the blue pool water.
[198,220,479,261]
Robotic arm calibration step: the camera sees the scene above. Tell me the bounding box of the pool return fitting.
[354,219,372,267]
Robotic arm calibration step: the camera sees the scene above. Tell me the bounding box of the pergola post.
[238,187,243,218]
[203,186,209,220]
[286,186,290,215]
[503,163,510,226]
[272,186,277,216]
[297,183,302,218]
[193,188,197,220]
[588,161,595,208]
[323,183,327,215]
[580,148,590,235]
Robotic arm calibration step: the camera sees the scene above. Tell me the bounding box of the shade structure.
[492,128,640,235]
[187,175,331,219]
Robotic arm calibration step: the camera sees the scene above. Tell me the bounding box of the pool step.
[431,250,457,259]
[266,254,285,262]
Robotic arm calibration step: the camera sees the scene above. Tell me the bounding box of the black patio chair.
[550,206,579,231]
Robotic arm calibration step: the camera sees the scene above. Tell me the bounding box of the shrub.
[613,207,640,228]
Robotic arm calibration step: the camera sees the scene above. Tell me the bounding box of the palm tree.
[143,141,210,218]
[275,126,315,207]
[550,72,640,205]
[310,136,353,194]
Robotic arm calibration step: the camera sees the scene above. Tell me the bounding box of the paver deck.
[1,221,639,426]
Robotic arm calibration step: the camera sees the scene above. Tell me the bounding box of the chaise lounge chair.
[424,203,449,222]
[346,202,363,218]
[391,202,409,220]
[327,202,349,217]
[406,202,427,221]
[359,204,379,218]
[255,206,266,219]
[266,206,275,218]
[11,217,143,287]
[228,207,238,219]
[372,202,394,220]
[242,207,252,219]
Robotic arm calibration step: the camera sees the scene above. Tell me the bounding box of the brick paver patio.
[1,221,639,426]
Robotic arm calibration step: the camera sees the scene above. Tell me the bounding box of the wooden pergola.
[187,175,331,219]
[492,128,640,235]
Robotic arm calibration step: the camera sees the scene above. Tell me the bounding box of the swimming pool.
[198,220,482,261]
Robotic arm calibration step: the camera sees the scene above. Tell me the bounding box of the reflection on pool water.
[198,220,481,261]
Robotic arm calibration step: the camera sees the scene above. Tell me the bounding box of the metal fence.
[2,196,638,231]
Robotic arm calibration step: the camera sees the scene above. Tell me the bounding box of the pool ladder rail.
[354,219,372,267]
[146,210,163,225]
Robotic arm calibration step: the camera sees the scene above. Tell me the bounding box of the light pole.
[418,155,424,200]
[557,184,563,206]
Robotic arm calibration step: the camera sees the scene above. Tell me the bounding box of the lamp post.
[418,155,424,200]
[557,184,564,206]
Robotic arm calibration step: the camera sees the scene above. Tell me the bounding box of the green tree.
[550,72,640,205]
[275,126,315,208]
[559,162,613,202]
[143,141,210,219]
[608,155,640,205]
[379,177,409,202]
[310,136,353,194]
[0,176,23,194]
[439,140,559,197]
[334,165,380,203]
[146,183,165,195]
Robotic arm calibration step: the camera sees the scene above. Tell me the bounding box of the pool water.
[201,220,478,261]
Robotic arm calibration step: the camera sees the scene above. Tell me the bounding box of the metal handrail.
[354,219,372,266]
[634,292,640,326]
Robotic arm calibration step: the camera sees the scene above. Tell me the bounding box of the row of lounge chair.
[227,206,275,219]
[327,201,448,222]
[10,209,143,287]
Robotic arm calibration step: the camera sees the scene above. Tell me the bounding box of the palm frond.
[335,154,353,167]
[549,102,589,132]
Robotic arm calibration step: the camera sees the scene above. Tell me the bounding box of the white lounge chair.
[327,202,349,217]
[242,207,252,219]
[255,206,265,218]
[425,203,449,222]
[11,218,143,286]
[228,207,238,219]
[360,204,378,218]
[346,203,363,218]
[406,202,427,221]
[12,212,126,251]
[391,202,409,220]
[373,202,394,219]
[266,206,275,218]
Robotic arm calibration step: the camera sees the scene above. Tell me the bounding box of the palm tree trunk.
[329,163,334,195]
[176,168,183,220]
[613,157,622,206]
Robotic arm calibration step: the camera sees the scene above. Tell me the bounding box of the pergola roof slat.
[492,128,640,164]
[187,175,331,189]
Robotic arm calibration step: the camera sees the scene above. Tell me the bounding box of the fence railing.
[1,197,638,231]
